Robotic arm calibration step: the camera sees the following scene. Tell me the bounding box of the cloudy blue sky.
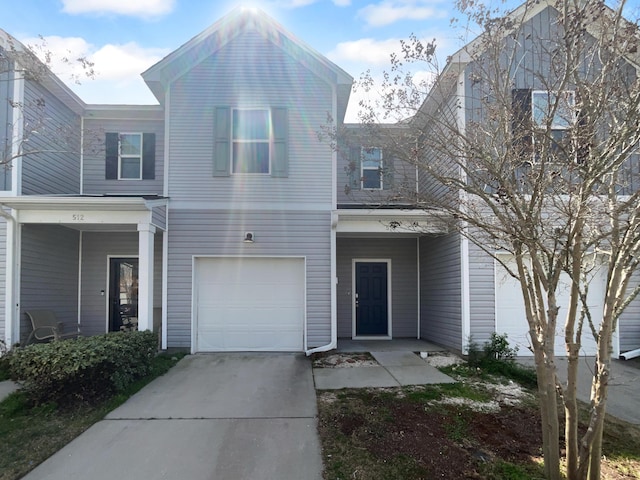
[3,0,638,121]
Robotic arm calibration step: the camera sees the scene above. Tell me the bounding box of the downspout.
[620,348,640,360]
[305,210,339,356]
[306,82,340,356]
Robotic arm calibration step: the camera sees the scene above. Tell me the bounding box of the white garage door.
[495,256,605,356]
[194,257,305,352]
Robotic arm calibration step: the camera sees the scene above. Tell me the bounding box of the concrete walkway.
[22,354,323,480]
[313,351,455,389]
[0,380,19,401]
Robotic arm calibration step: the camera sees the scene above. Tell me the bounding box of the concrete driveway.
[518,357,640,425]
[23,353,323,480]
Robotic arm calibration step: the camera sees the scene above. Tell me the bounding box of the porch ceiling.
[335,208,449,236]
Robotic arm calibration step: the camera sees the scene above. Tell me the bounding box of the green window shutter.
[382,155,393,190]
[142,133,155,180]
[105,132,118,179]
[349,146,362,190]
[271,107,288,177]
[213,107,231,177]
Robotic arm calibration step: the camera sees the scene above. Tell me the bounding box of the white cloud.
[328,38,401,66]
[61,0,175,18]
[22,35,168,104]
[328,38,445,123]
[358,0,448,27]
[333,0,352,6]
[343,69,436,123]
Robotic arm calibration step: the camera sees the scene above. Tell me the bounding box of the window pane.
[233,143,270,173]
[532,92,574,128]
[120,134,141,155]
[121,157,141,179]
[233,110,270,140]
[362,169,381,189]
[362,148,382,168]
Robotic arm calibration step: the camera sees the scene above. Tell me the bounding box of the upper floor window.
[512,89,576,163]
[213,106,288,178]
[105,132,155,180]
[232,109,270,174]
[119,133,143,179]
[361,147,383,189]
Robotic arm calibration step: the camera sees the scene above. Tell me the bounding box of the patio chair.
[25,310,79,345]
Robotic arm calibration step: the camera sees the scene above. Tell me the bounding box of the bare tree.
[354,0,640,478]
[0,31,95,174]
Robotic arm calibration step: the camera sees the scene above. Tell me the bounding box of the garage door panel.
[495,256,605,356]
[195,257,305,352]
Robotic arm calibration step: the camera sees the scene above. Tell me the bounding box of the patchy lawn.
[317,359,640,480]
[0,352,186,480]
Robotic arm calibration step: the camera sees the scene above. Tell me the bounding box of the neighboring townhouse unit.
[1,1,639,356]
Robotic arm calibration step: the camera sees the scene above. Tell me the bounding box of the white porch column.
[137,223,156,332]
[4,210,19,345]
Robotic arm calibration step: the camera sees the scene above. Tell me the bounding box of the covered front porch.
[334,207,465,353]
[0,195,167,347]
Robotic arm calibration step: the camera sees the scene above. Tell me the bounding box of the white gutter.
[620,348,640,360]
[306,210,340,356]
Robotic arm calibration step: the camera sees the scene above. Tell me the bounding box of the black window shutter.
[511,89,532,158]
[271,107,288,177]
[382,154,393,190]
[213,107,231,177]
[105,133,119,179]
[349,146,362,190]
[142,133,156,180]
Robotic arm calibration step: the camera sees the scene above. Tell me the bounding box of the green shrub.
[466,334,537,388]
[484,333,519,361]
[9,331,158,405]
[0,339,12,381]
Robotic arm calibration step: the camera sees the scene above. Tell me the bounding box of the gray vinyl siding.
[83,118,164,195]
[166,209,331,349]
[418,92,460,204]
[419,233,462,350]
[21,81,81,195]
[151,205,167,230]
[20,225,79,343]
[468,241,496,345]
[80,232,163,337]
[336,237,418,338]
[619,270,640,353]
[167,31,333,206]
[0,219,6,340]
[0,61,12,190]
[337,152,417,205]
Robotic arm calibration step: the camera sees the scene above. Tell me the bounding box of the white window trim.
[118,132,143,180]
[531,90,575,163]
[231,108,272,175]
[361,146,383,190]
[531,90,575,130]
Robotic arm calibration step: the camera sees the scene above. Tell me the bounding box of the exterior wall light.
[244,232,254,243]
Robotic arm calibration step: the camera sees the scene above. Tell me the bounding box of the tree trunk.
[534,349,561,480]
[565,353,580,479]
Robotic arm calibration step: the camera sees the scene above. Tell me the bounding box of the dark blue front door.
[355,262,388,336]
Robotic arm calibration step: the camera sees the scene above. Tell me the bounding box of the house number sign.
[72,214,85,221]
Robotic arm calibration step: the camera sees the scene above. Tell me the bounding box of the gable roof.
[416,0,640,123]
[142,7,353,121]
[0,29,86,115]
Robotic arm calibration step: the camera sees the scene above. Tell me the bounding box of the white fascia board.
[83,105,164,121]
[18,209,150,225]
[0,196,166,211]
[336,209,449,234]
